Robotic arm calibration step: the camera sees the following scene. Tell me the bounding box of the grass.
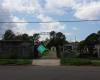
[91,60,100,66]
[61,58,100,66]
[1,58,100,66]
[0,59,32,65]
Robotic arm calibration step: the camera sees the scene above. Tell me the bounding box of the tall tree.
[21,34,30,41]
[3,30,15,40]
[85,33,98,46]
[79,32,99,57]
[47,31,67,58]
[50,31,56,39]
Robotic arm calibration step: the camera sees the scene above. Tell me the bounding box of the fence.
[0,41,34,59]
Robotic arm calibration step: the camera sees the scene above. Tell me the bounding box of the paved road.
[0,66,100,80]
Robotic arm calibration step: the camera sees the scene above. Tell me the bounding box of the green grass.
[61,58,91,66]
[61,58,100,66]
[0,59,32,65]
[91,60,100,66]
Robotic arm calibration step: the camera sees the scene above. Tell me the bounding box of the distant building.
[62,42,79,53]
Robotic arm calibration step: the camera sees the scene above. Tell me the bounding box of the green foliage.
[0,59,32,65]
[50,31,56,39]
[3,30,15,40]
[78,31,100,57]
[47,31,67,58]
[33,33,40,40]
[3,30,31,41]
[85,33,98,45]
[61,58,100,66]
[48,31,67,47]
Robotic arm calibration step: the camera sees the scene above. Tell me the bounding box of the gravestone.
[41,46,57,59]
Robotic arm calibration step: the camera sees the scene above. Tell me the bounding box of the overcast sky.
[0,0,100,41]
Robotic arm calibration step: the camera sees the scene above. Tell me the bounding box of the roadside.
[61,58,100,66]
[1,58,100,66]
[0,59,32,65]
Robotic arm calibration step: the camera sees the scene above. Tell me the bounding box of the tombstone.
[41,46,57,59]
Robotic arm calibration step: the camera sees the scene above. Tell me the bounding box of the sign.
[37,44,46,55]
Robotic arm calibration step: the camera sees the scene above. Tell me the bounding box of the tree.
[85,33,98,55]
[97,30,100,36]
[85,33,98,45]
[50,31,56,39]
[55,32,66,44]
[33,33,40,40]
[21,34,30,41]
[47,31,67,58]
[3,30,15,40]
[3,30,31,41]
[78,32,99,57]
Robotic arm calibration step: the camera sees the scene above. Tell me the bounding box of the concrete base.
[32,59,60,66]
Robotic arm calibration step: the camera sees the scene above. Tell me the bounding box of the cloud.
[0,5,16,37]
[1,0,100,41]
[1,0,65,30]
[37,14,65,32]
[0,0,41,37]
[2,0,100,19]
[2,0,42,14]
[45,0,100,19]
[74,1,100,19]
[12,16,28,34]
[12,16,38,36]
[45,0,75,9]
[45,0,76,15]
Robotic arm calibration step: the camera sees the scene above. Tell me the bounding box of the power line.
[0,20,100,23]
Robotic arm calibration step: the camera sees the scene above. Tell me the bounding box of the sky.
[0,0,100,41]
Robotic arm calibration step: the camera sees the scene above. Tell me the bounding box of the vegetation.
[0,29,100,66]
[2,30,31,41]
[47,31,68,58]
[61,58,100,66]
[61,58,91,66]
[0,59,32,65]
[78,30,100,57]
